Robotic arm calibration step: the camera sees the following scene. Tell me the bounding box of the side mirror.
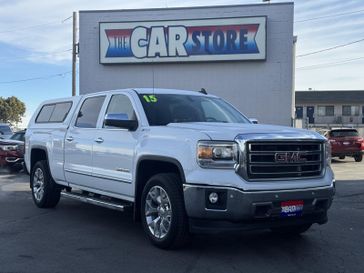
[249,118,258,124]
[104,113,138,131]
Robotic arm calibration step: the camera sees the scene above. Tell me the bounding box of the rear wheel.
[354,154,363,162]
[30,160,61,208]
[141,173,189,249]
[271,223,312,235]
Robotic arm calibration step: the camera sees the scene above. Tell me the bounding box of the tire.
[141,173,189,249]
[339,156,345,160]
[30,160,61,208]
[271,223,312,235]
[354,154,363,162]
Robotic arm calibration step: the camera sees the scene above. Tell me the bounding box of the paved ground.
[0,160,363,273]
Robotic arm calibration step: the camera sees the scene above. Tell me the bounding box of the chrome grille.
[245,141,324,180]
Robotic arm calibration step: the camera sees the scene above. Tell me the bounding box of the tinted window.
[75,96,105,128]
[330,130,359,137]
[104,94,136,128]
[36,105,54,123]
[49,102,72,122]
[139,94,249,126]
[36,102,72,123]
[0,125,12,134]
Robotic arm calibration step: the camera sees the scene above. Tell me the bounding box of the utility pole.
[72,11,77,96]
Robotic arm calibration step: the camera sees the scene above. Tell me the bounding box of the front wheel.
[141,173,189,249]
[271,223,312,235]
[354,154,363,162]
[30,160,61,208]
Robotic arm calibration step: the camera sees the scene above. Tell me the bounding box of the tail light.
[357,138,364,150]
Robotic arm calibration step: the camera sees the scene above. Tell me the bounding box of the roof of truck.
[132,88,217,97]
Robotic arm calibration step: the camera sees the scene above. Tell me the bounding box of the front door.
[91,93,139,198]
[306,106,315,124]
[295,106,303,119]
[64,95,106,187]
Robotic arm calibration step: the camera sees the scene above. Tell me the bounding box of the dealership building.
[78,2,294,125]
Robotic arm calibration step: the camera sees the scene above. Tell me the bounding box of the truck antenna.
[199,88,207,95]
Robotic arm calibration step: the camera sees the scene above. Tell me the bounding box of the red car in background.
[321,128,364,162]
[0,130,25,172]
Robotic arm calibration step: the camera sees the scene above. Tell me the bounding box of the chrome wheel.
[33,168,45,202]
[145,186,172,239]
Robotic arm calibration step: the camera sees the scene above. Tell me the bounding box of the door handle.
[94,137,104,144]
[66,136,74,142]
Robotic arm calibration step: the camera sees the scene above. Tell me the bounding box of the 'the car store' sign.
[99,17,266,64]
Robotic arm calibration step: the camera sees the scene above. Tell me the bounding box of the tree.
[0,96,26,125]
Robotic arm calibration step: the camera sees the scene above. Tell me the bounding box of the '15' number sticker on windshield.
[143,95,158,103]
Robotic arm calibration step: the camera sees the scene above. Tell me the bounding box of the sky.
[0,0,363,127]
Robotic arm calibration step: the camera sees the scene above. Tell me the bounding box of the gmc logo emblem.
[274,152,307,163]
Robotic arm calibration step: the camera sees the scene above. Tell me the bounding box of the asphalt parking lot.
[0,160,363,273]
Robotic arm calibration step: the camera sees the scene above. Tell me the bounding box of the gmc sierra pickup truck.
[25,88,335,249]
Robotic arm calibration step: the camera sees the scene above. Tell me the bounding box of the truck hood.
[167,122,324,141]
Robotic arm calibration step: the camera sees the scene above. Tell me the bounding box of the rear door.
[64,95,106,187]
[306,106,315,124]
[90,92,140,198]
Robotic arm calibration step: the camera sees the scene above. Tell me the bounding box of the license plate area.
[280,200,304,217]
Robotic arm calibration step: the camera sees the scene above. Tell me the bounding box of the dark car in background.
[0,123,13,139]
[321,128,364,162]
[0,130,25,172]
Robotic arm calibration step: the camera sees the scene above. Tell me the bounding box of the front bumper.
[183,184,335,233]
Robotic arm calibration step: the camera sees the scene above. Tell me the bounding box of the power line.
[0,71,72,84]
[0,48,72,62]
[297,38,364,58]
[295,9,364,23]
[296,56,364,70]
[0,15,72,35]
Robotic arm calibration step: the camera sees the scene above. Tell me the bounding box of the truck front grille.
[245,141,324,180]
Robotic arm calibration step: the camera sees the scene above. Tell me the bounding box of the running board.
[61,191,132,212]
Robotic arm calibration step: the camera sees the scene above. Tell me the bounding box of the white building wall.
[79,3,294,126]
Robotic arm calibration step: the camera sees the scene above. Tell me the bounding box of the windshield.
[138,94,250,126]
[330,129,359,137]
[10,132,25,142]
[0,125,12,135]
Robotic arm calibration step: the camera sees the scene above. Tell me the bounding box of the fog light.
[209,192,219,204]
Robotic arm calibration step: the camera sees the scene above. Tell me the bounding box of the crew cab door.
[64,95,106,187]
[91,93,140,198]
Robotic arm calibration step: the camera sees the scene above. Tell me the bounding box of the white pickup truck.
[25,88,335,248]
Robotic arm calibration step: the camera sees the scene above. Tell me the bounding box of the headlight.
[197,141,238,169]
[0,145,19,151]
[325,141,331,167]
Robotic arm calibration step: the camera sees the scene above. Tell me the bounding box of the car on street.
[0,130,25,171]
[320,128,364,162]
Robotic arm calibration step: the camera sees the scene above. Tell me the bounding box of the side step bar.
[61,191,132,212]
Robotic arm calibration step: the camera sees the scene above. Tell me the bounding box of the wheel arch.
[30,146,50,187]
[133,155,186,221]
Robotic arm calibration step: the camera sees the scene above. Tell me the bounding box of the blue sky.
[0,0,363,127]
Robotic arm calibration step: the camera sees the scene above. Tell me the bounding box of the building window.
[317,105,334,116]
[342,105,359,116]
